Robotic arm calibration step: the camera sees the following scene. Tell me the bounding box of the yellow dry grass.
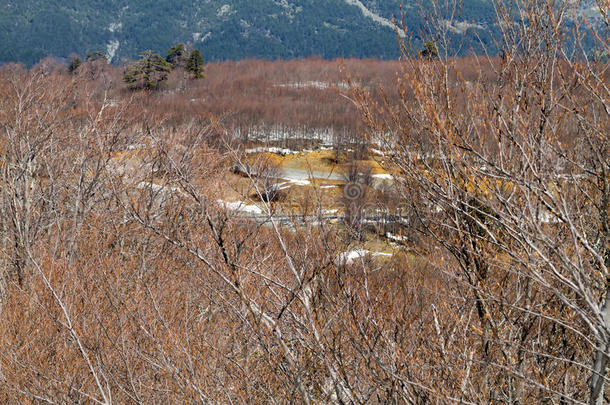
[248,149,392,176]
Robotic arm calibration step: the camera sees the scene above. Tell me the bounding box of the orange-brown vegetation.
[0,1,608,403]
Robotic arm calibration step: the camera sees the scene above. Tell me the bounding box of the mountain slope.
[0,0,504,65]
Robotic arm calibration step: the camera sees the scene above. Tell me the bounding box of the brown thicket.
[0,56,420,404]
[353,0,610,403]
[0,0,608,403]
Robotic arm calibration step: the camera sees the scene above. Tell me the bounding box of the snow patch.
[108,22,122,33]
[232,126,336,146]
[194,32,211,42]
[275,81,351,90]
[217,200,263,215]
[372,173,393,180]
[538,211,563,224]
[277,81,330,89]
[444,20,485,34]
[285,178,311,186]
[385,233,408,242]
[343,0,406,37]
[245,147,299,155]
[218,4,232,17]
[105,40,120,63]
[273,181,293,191]
[336,249,393,265]
[137,182,184,195]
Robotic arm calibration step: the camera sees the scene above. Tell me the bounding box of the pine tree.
[166,44,187,67]
[123,50,172,90]
[86,51,108,62]
[419,41,439,60]
[67,55,82,74]
[186,49,205,79]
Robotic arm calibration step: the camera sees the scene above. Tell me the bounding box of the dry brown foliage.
[0,1,607,403]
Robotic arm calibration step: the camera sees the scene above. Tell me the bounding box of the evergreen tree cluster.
[123,50,172,90]
[186,49,205,79]
[123,44,205,90]
[66,44,205,90]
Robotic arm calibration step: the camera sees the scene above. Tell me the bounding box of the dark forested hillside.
[2,0,603,66]
[0,0,503,65]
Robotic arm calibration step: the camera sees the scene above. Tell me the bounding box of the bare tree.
[354,0,609,402]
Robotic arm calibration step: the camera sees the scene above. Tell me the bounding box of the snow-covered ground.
[273,179,311,189]
[232,126,336,146]
[372,173,393,181]
[245,146,299,155]
[232,126,390,151]
[321,209,338,215]
[280,168,344,182]
[285,178,311,186]
[275,81,351,90]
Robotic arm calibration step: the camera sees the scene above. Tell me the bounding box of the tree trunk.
[590,293,610,405]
